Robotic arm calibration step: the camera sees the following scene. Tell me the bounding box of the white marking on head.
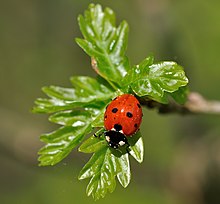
[111,127,124,134]
[105,136,110,142]
[119,141,125,146]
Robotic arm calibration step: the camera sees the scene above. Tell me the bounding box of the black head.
[104,130,129,149]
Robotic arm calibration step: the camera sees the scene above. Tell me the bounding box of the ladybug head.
[104,130,129,149]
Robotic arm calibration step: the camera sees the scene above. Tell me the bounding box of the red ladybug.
[103,94,143,149]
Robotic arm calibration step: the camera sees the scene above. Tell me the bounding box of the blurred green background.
[1,0,220,203]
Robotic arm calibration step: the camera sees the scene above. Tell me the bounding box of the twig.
[185,92,220,114]
[140,92,220,115]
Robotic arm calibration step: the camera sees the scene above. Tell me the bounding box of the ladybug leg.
[122,137,130,154]
[94,133,99,137]
[94,128,105,138]
[125,144,131,155]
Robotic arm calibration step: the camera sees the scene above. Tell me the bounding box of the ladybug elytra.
[103,94,143,149]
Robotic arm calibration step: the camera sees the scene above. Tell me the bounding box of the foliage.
[33,4,189,200]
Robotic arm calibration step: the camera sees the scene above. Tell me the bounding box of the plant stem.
[139,92,220,115]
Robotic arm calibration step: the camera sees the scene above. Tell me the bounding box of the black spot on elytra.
[126,112,133,118]
[112,108,118,113]
[105,115,107,119]
[134,123,138,128]
[114,124,122,131]
[137,103,141,108]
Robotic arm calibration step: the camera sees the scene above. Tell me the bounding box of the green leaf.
[49,110,91,126]
[116,154,131,188]
[86,171,116,201]
[33,76,114,114]
[149,62,188,91]
[125,59,188,103]
[76,4,130,87]
[70,76,114,100]
[128,132,144,163]
[34,75,114,165]
[170,86,189,104]
[78,146,108,180]
[78,134,132,199]
[42,86,77,100]
[32,98,84,113]
[91,106,106,127]
[79,147,117,200]
[122,55,154,86]
[79,134,106,153]
[38,125,92,166]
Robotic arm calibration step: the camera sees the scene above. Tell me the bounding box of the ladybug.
[103,94,143,149]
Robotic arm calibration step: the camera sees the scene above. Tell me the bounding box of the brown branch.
[139,92,220,115]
